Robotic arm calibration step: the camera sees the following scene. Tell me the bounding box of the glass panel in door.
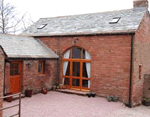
[82,80,88,88]
[10,63,19,76]
[72,62,80,88]
[82,62,88,78]
[64,78,70,85]
[72,62,80,77]
[72,79,80,86]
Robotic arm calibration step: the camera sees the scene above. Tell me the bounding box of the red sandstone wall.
[22,60,58,94]
[5,62,10,93]
[132,12,150,106]
[4,59,58,95]
[39,34,131,104]
[0,47,5,116]
[143,74,150,98]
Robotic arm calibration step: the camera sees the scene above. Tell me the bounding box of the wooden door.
[71,61,81,89]
[9,61,21,93]
[63,60,90,90]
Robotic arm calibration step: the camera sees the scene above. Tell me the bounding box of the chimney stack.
[133,0,149,8]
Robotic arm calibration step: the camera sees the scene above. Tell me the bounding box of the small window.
[37,24,47,29]
[139,64,142,79]
[109,17,121,24]
[38,60,45,74]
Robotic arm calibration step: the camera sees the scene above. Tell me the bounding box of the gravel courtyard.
[3,91,150,117]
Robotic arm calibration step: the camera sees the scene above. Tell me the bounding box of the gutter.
[33,32,135,38]
[128,34,134,108]
[8,57,58,61]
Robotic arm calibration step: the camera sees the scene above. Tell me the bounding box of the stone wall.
[143,74,150,98]
[0,47,5,117]
[132,11,150,106]
[29,9,150,107]
[22,60,58,94]
[5,59,58,95]
[39,34,131,104]
[4,62,10,93]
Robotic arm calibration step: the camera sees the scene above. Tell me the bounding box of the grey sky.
[5,0,137,22]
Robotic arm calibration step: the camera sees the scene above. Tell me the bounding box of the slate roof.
[0,34,58,58]
[22,7,148,36]
[0,45,7,58]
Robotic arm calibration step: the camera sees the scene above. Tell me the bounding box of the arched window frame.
[62,46,91,90]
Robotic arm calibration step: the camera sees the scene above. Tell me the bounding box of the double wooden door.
[63,59,90,90]
[9,61,22,93]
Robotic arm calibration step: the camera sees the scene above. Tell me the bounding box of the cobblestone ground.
[3,91,150,117]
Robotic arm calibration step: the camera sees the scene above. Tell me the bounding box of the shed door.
[9,61,21,93]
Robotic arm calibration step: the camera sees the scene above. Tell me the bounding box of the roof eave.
[8,57,58,60]
[25,30,136,37]
[0,45,8,60]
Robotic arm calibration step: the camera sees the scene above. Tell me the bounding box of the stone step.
[56,89,89,96]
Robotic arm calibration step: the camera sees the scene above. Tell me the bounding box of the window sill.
[37,73,46,76]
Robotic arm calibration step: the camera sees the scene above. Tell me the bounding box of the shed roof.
[22,7,148,36]
[0,34,58,59]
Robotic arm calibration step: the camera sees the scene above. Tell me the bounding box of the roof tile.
[0,34,58,58]
[22,7,147,36]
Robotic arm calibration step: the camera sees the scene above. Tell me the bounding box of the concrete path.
[3,91,150,117]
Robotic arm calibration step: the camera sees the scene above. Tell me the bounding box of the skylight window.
[109,17,121,24]
[37,24,47,29]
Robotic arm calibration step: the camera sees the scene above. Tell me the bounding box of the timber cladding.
[39,34,131,104]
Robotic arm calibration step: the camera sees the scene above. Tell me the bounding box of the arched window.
[62,47,91,90]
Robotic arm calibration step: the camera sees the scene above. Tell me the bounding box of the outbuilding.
[0,34,58,96]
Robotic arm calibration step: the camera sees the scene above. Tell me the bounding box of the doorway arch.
[62,46,91,90]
